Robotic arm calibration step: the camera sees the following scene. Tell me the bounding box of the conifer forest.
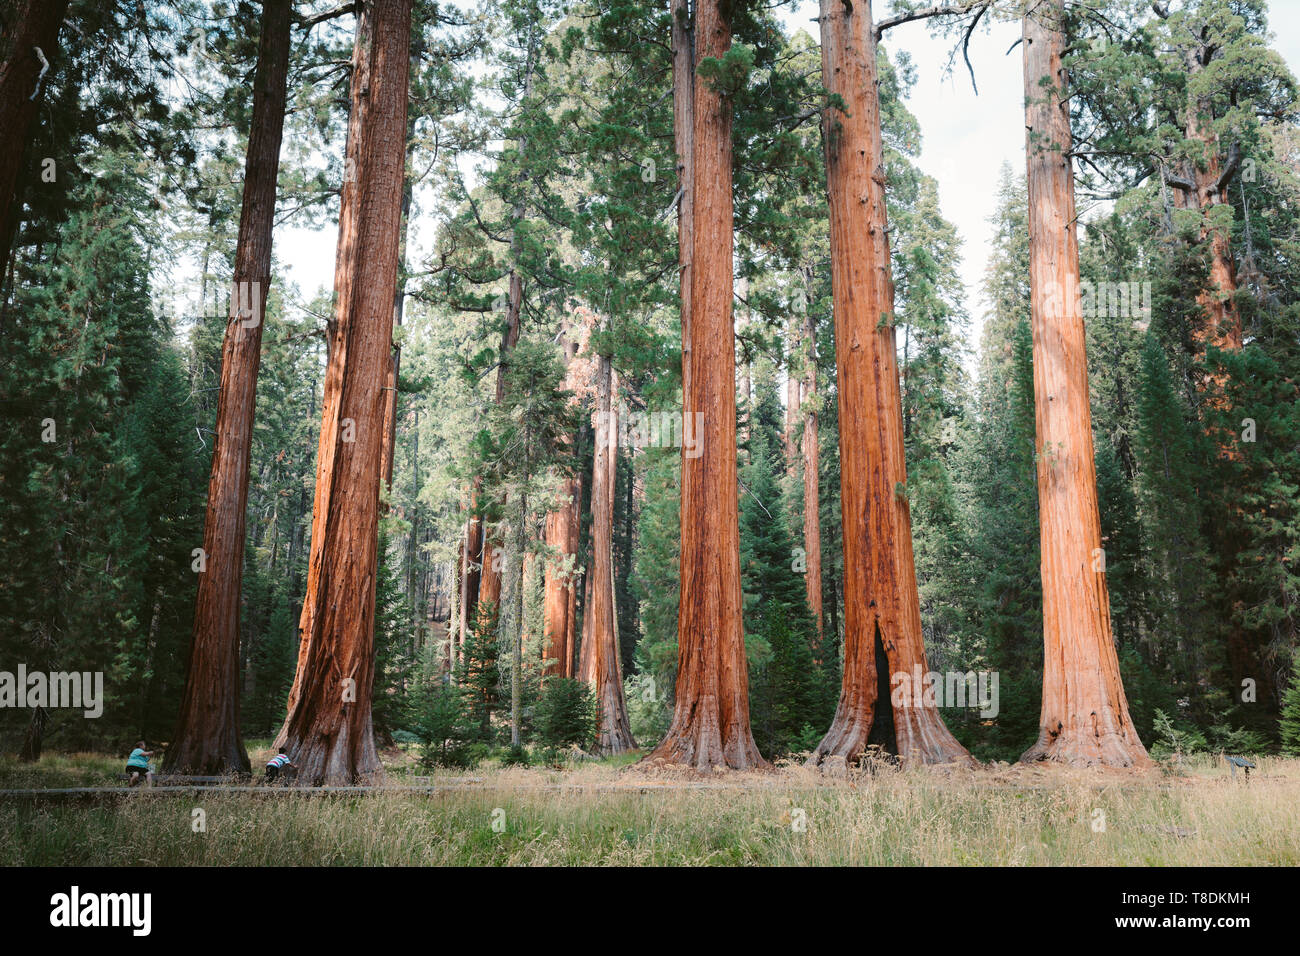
[3,0,1300,894]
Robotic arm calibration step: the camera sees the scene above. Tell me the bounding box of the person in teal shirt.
[126,740,154,787]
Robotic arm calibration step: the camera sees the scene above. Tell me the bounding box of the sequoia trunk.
[1019,0,1151,768]
[579,354,635,753]
[671,0,693,404]
[0,0,70,273]
[378,114,416,495]
[647,0,765,770]
[274,0,412,785]
[810,0,970,767]
[166,0,292,775]
[542,324,585,677]
[800,287,823,646]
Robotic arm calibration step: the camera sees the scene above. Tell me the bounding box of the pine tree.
[1281,656,1300,755]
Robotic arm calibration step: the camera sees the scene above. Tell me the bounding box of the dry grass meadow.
[2,748,1298,866]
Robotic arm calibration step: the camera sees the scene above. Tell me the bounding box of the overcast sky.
[272,1,1300,365]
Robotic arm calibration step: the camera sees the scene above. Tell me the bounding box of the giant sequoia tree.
[1018,0,1150,768]
[1143,0,1296,359]
[166,0,293,777]
[541,315,589,678]
[807,0,970,767]
[0,0,71,272]
[649,0,765,770]
[578,352,635,754]
[275,0,412,785]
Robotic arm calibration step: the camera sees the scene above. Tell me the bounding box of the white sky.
[272,1,1300,363]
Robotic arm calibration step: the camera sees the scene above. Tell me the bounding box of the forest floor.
[2,748,1297,865]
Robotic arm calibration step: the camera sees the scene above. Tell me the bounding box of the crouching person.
[126,741,155,787]
[265,748,295,785]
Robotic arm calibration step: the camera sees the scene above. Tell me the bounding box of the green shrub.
[410,681,477,768]
[501,743,531,766]
[535,677,597,751]
[1208,723,1269,755]
[1150,709,1208,758]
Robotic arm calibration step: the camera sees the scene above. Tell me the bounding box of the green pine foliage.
[534,677,597,752]
[1282,657,1300,755]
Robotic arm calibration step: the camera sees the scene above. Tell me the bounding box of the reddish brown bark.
[542,475,580,677]
[166,0,292,776]
[379,160,412,495]
[799,292,823,646]
[671,0,693,405]
[810,0,969,768]
[542,323,586,678]
[578,355,635,754]
[647,0,765,771]
[0,0,70,273]
[1019,0,1151,768]
[275,0,412,785]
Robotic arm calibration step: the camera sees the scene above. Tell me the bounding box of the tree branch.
[294,2,360,31]
[1214,141,1242,196]
[873,0,989,41]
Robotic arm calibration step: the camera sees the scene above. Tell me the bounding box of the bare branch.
[1214,141,1242,196]
[294,2,360,32]
[873,0,990,41]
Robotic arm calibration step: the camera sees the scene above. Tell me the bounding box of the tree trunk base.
[807,712,974,769]
[593,735,637,758]
[278,718,386,787]
[1020,728,1153,769]
[645,716,771,772]
[163,737,252,776]
[808,627,974,769]
[593,688,636,757]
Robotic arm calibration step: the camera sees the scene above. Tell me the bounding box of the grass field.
[2,750,1297,866]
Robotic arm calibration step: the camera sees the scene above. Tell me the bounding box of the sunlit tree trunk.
[458,483,484,648]
[542,474,580,677]
[542,324,585,677]
[0,0,69,274]
[579,354,635,753]
[810,0,970,767]
[275,0,412,785]
[1019,0,1151,768]
[799,282,823,646]
[166,0,292,776]
[648,0,765,771]
[671,0,693,404]
[378,110,416,496]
